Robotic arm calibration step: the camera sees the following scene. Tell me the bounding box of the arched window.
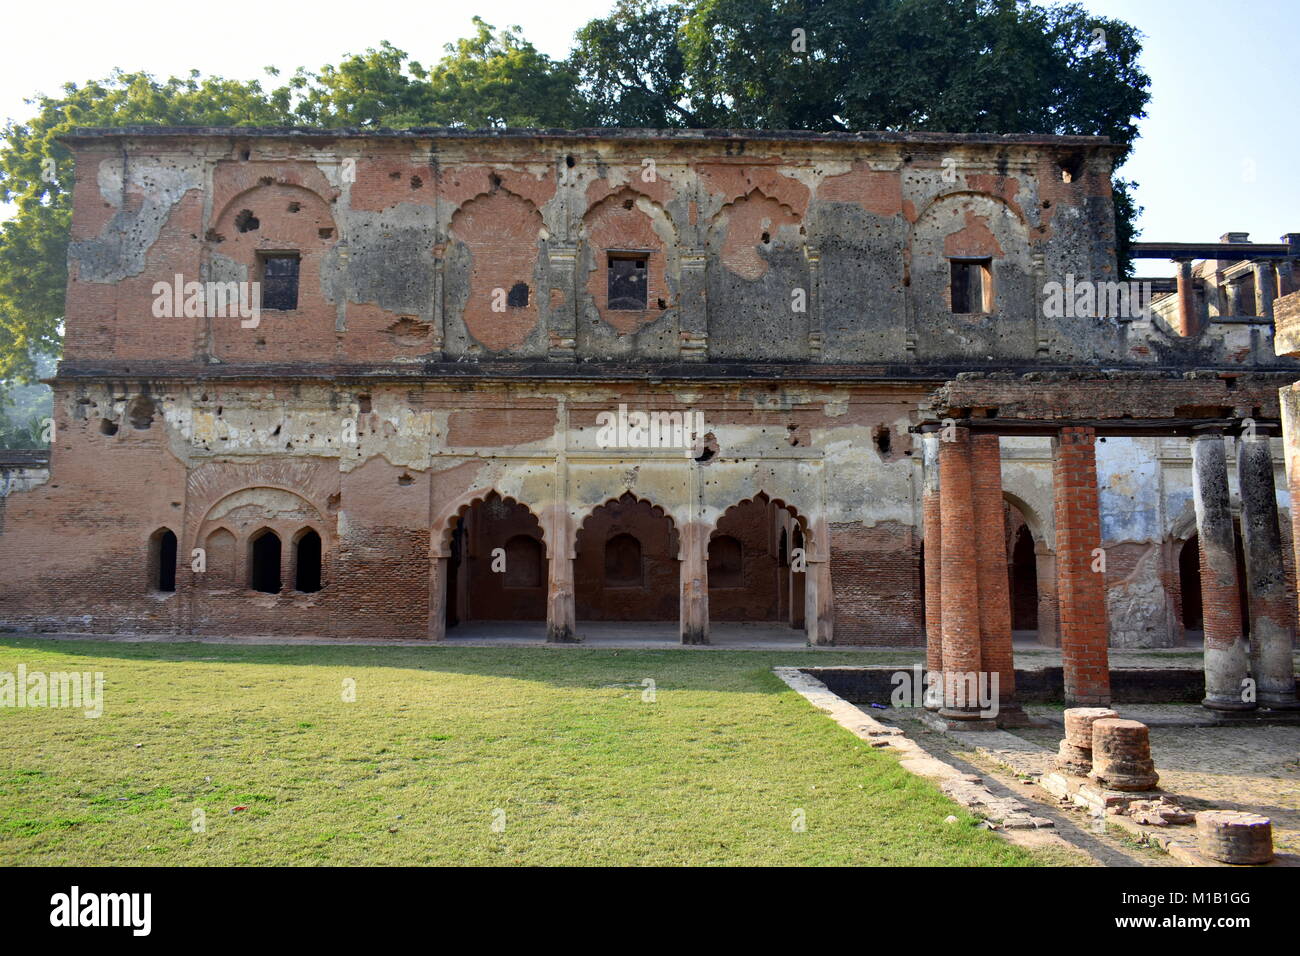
[503,534,543,588]
[150,529,177,592]
[604,533,643,587]
[205,528,236,587]
[295,529,322,593]
[250,530,282,594]
[708,534,743,588]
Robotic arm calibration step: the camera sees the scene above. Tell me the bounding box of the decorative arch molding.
[578,186,680,335]
[707,187,805,282]
[446,186,548,352]
[575,490,678,538]
[1002,489,1051,552]
[908,188,1032,235]
[710,490,809,536]
[185,459,334,548]
[211,180,339,239]
[1169,502,1199,543]
[431,489,548,558]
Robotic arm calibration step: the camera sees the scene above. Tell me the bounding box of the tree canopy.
[0,1,1150,404]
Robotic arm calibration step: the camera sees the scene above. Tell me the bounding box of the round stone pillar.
[1195,810,1274,864]
[1190,429,1252,711]
[1236,429,1299,708]
[1090,718,1159,792]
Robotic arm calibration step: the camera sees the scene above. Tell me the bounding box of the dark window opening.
[1009,526,1038,631]
[604,533,643,587]
[1179,535,1203,632]
[1058,153,1085,183]
[507,282,530,308]
[261,255,300,311]
[778,527,789,567]
[951,258,993,314]
[295,530,322,593]
[128,396,155,430]
[708,535,744,588]
[503,534,544,588]
[153,529,177,592]
[251,531,282,594]
[608,255,648,310]
[874,425,892,456]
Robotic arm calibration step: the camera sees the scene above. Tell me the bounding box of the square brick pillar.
[546,514,578,644]
[938,427,984,718]
[804,555,834,646]
[679,521,710,645]
[1192,428,1252,710]
[428,555,448,640]
[1052,426,1111,705]
[971,433,1021,721]
[921,431,944,709]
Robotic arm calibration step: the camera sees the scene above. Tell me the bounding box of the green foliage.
[570,1,698,127]
[290,25,585,129]
[0,71,298,386]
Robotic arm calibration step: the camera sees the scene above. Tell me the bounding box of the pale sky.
[2,0,1296,271]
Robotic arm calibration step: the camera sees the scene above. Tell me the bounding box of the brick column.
[971,433,1019,719]
[1175,260,1199,336]
[1052,426,1111,705]
[546,524,577,643]
[921,431,943,708]
[1277,260,1296,298]
[938,427,983,718]
[1282,385,1300,660]
[1254,262,1276,322]
[1236,428,1298,708]
[678,520,710,644]
[1191,428,1252,710]
[428,555,447,640]
[803,551,834,646]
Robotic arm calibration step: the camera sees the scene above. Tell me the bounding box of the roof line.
[57,125,1116,149]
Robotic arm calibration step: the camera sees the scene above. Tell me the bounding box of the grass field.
[0,638,1065,866]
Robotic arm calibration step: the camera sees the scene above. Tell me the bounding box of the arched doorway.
[710,493,807,632]
[1179,534,1203,635]
[576,492,678,621]
[1009,524,1038,632]
[443,493,546,630]
[1178,526,1251,643]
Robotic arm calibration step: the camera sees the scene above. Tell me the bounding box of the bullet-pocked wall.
[2,128,1297,645]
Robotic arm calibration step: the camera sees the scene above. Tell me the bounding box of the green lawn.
[0,638,1062,866]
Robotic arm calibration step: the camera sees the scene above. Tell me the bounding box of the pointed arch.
[434,490,548,557]
[439,491,548,628]
[709,492,807,627]
[575,491,679,621]
[148,527,178,593]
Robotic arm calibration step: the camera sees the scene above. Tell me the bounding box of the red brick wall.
[829,521,922,646]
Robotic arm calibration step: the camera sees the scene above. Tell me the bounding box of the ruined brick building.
[1,127,1297,709]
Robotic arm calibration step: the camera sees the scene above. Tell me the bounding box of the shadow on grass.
[0,634,921,694]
